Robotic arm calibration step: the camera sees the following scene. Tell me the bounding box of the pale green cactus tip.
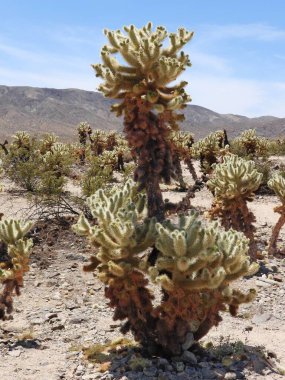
[0,219,33,245]
[207,154,262,199]
[74,180,155,269]
[150,211,257,292]
[268,173,285,201]
[93,22,193,110]
[86,179,146,219]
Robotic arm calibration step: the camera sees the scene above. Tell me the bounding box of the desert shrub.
[3,133,74,195]
[82,154,114,197]
[38,143,74,195]
[3,132,42,191]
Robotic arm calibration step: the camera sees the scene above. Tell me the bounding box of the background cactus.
[92,22,193,219]
[0,219,33,320]
[192,130,229,175]
[207,154,262,257]
[172,131,197,189]
[231,129,269,160]
[268,174,285,255]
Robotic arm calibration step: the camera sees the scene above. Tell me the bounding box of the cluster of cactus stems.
[232,129,269,159]
[77,122,92,164]
[192,130,229,175]
[207,154,262,258]
[74,180,258,355]
[268,174,285,255]
[92,22,193,220]
[0,219,33,320]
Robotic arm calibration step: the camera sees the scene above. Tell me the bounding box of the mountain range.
[0,85,285,141]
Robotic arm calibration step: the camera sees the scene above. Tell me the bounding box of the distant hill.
[0,85,285,141]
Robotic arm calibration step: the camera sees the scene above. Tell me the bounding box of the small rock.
[273,274,283,282]
[174,361,185,372]
[181,350,197,365]
[75,364,84,376]
[224,372,237,380]
[181,332,195,350]
[51,324,65,331]
[143,366,158,377]
[31,318,44,325]
[252,312,271,325]
[201,367,216,379]
[51,292,62,300]
[45,312,58,321]
[157,357,169,369]
[8,349,22,357]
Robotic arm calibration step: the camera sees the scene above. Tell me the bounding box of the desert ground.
[0,160,285,380]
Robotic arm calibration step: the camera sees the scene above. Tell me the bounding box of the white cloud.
[200,23,285,42]
[184,73,285,117]
[0,66,99,90]
[189,50,232,74]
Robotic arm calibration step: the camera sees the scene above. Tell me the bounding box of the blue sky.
[0,0,285,117]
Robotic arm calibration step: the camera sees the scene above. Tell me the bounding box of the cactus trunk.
[268,210,285,255]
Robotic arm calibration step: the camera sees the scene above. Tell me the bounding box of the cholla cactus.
[207,155,262,257]
[39,133,58,154]
[74,181,257,355]
[192,130,229,175]
[268,174,285,255]
[77,122,92,164]
[73,181,157,343]
[149,212,257,353]
[232,129,269,159]
[3,133,41,191]
[0,219,33,320]
[93,22,193,219]
[39,142,74,195]
[172,131,196,189]
[12,131,31,150]
[89,130,106,156]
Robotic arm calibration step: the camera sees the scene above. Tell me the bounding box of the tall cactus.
[92,22,193,220]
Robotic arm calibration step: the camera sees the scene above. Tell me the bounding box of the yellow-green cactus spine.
[268,174,285,255]
[207,154,262,258]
